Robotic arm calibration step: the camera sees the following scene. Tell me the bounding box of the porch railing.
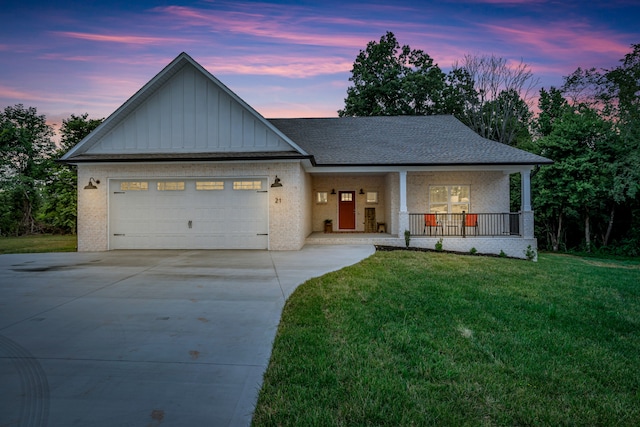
[409,212,521,237]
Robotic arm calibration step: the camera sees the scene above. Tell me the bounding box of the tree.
[39,113,103,234]
[338,32,449,117]
[452,55,537,146]
[442,67,478,119]
[0,104,55,235]
[57,113,103,156]
[535,87,568,138]
[533,104,617,252]
[560,44,640,251]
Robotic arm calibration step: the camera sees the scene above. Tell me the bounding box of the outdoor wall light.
[330,188,336,194]
[84,177,100,190]
[271,176,283,187]
[359,188,365,194]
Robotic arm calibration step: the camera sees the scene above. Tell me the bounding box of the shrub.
[435,238,443,252]
[524,244,537,261]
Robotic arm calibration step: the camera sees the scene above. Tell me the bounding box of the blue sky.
[1,0,638,129]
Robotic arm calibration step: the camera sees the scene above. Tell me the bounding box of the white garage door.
[109,178,268,249]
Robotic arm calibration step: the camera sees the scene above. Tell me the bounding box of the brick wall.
[407,171,509,213]
[77,162,307,251]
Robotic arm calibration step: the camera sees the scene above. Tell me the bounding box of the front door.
[339,191,356,229]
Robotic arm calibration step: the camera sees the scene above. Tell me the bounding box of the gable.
[62,53,303,160]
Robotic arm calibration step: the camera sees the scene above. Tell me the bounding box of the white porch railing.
[408,212,521,237]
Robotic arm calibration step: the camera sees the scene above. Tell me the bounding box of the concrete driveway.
[0,245,374,427]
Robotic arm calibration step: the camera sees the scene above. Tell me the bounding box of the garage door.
[109,178,268,249]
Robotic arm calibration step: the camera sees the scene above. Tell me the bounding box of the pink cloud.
[154,6,375,49]
[479,21,631,59]
[200,55,352,78]
[0,85,40,101]
[39,52,174,68]
[253,103,339,119]
[54,31,195,45]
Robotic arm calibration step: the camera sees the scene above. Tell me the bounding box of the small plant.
[435,238,443,252]
[499,249,507,258]
[469,247,477,255]
[524,244,537,261]
[324,219,332,225]
[404,230,411,247]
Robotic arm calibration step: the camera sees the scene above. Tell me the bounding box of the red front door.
[339,191,356,229]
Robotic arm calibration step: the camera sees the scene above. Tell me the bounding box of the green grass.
[0,234,77,254]
[253,251,640,426]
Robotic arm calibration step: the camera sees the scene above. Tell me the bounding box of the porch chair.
[464,213,478,235]
[424,213,441,236]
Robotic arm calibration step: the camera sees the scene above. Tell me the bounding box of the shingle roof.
[268,115,552,166]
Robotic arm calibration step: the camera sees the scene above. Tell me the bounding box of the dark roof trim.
[311,161,553,167]
[59,152,312,164]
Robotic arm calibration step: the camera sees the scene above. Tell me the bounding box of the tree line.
[0,109,102,235]
[340,32,640,255]
[1,33,638,255]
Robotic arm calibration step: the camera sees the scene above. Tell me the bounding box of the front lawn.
[0,234,77,254]
[253,251,640,426]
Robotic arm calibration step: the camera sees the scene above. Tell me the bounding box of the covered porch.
[307,166,537,259]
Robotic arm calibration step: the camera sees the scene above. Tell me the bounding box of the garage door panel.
[109,179,268,250]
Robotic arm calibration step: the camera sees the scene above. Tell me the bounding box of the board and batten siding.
[88,63,292,153]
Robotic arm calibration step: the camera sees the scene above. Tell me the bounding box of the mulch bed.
[375,245,511,259]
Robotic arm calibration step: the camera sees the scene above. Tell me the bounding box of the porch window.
[366,191,378,204]
[429,185,470,213]
[317,191,328,203]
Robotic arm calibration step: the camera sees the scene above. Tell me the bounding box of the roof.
[268,115,552,166]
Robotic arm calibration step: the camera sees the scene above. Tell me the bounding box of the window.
[157,181,185,191]
[341,192,353,202]
[429,185,470,213]
[317,191,328,203]
[196,181,224,190]
[120,181,148,191]
[233,181,262,190]
[366,191,378,204]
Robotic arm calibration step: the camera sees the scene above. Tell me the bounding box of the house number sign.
[275,198,282,204]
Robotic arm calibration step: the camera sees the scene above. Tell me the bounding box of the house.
[61,52,552,259]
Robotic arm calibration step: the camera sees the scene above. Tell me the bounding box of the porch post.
[521,168,532,211]
[398,170,409,235]
[520,168,534,239]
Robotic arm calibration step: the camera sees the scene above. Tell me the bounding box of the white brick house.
[61,53,551,259]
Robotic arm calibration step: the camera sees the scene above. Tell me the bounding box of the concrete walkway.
[0,245,374,427]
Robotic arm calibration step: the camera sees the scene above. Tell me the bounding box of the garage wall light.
[271,176,283,187]
[84,177,101,190]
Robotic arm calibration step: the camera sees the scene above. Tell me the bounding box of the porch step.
[305,232,401,246]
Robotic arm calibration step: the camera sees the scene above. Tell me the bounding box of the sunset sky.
[1,0,638,129]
